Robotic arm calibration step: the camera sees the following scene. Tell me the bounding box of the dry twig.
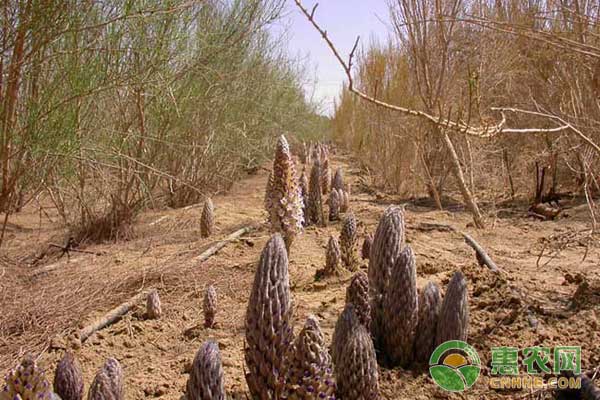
[193,225,254,264]
[79,289,152,342]
[293,0,571,139]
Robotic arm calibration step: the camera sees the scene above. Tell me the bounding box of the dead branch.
[442,132,485,228]
[492,107,600,155]
[413,222,455,232]
[415,222,499,271]
[149,215,169,226]
[529,203,562,220]
[193,225,253,263]
[31,241,103,278]
[527,210,548,220]
[79,289,151,342]
[30,258,80,278]
[149,201,206,227]
[49,242,103,257]
[535,161,545,204]
[462,233,499,272]
[292,0,570,139]
[418,222,546,332]
[416,222,543,331]
[465,15,600,60]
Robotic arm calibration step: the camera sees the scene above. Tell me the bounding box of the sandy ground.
[1,151,600,399]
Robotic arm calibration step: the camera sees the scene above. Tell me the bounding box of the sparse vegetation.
[327,0,600,229]
[0,0,324,247]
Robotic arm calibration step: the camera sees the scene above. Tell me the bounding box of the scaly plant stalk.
[332,304,379,400]
[415,282,442,362]
[436,271,469,345]
[266,135,304,252]
[185,341,225,400]
[307,160,325,227]
[200,198,215,238]
[203,285,217,329]
[346,271,371,330]
[88,358,124,400]
[383,246,418,367]
[54,352,84,400]
[245,233,294,399]
[368,206,406,350]
[284,315,336,399]
[340,213,358,270]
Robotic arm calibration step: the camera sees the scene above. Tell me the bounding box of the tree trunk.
[502,148,515,199]
[442,132,485,228]
[420,148,443,210]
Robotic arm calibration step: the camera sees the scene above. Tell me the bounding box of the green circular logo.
[429,340,481,392]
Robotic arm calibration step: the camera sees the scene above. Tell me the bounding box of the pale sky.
[271,1,392,116]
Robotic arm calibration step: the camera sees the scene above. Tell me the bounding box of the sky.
[270,1,392,116]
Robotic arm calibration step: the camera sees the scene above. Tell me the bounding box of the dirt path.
[2,151,600,399]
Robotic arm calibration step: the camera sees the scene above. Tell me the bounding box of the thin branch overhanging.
[293,0,570,138]
[492,107,600,154]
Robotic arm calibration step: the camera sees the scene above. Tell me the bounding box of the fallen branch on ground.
[461,234,539,330]
[30,258,81,278]
[415,222,543,330]
[194,225,254,263]
[528,203,561,220]
[49,243,103,257]
[462,233,500,272]
[149,215,169,226]
[79,289,152,342]
[31,241,103,278]
[414,222,500,272]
